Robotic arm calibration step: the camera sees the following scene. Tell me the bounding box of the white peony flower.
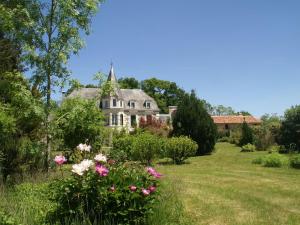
[80,159,94,171]
[77,143,92,152]
[71,164,85,176]
[94,153,107,162]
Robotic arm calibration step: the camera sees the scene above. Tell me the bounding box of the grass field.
[158,142,300,225]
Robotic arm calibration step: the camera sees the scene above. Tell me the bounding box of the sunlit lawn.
[158,142,300,225]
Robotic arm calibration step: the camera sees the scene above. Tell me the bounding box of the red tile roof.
[211,115,261,124]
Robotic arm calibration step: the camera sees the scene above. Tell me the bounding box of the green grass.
[1,143,299,225]
[157,142,300,225]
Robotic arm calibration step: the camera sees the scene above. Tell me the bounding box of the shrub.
[263,153,285,168]
[252,156,263,164]
[289,154,300,169]
[111,135,134,162]
[164,136,198,164]
[131,133,160,165]
[0,211,20,225]
[267,145,280,154]
[239,121,254,146]
[47,155,161,224]
[241,143,256,152]
[172,91,217,155]
[218,136,230,142]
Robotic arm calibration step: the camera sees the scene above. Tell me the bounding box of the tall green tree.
[172,90,217,155]
[279,105,300,151]
[239,121,254,146]
[141,78,185,114]
[1,0,103,169]
[118,77,140,89]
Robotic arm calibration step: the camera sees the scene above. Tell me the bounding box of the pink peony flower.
[142,188,150,196]
[148,186,156,193]
[95,164,109,177]
[129,185,137,192]
[146,167,162,178]
[54,155,67,165]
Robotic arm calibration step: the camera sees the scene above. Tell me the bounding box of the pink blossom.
[148,186,156,193]
[110,185,116,192]
[146,167,162,178]
[142,188,150,196]
[54,155,67,165]
[129,185,137,192]
[95,164,109,177]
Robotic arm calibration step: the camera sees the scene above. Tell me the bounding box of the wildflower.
[54,155,67,165]
[94,153,107,163]
[96,164,109,177]
[129,185,137,192]
[148,186,156,193]
[142,188,150,196]
[77,143,91,152]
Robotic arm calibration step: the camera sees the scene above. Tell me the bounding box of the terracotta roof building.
[211,115,261,131]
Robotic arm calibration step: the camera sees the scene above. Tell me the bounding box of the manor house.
[67,65,175,131]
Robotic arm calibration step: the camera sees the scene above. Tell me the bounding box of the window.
[104,100,109,108]
[144,101,151,109]
[120,114,123,126]
[112,114,118,125]
[225,124,229,130]
[128,101,135,108]
[113,99,117,107]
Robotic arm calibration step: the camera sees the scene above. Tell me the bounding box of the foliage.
[267,145,280,154]
[139,116,170,137]
[241,143,256,152]
[252,156,263,164]
[228,127,242,145]
[279,105,300,152]
[118,77,140,89]
[53,97,106,155]
[47,157,160,224]
[262,153,286,168]
[111,135,135,162]
[131,133,161,165]
[164,136,197,164]
[172,91,217,155]
[239,121,254,146]
[141,78,185,114]
[289,154,300,169]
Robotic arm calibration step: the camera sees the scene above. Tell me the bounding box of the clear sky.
[66,0,300,117]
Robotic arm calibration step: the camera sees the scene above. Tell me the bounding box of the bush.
[131,133,161,165]
[239,121,254,146]
[111,135,134,162]
[0,211,20,225]
[218,136,230,142]
[172,91,217,155]
[289,154,300,169]
[252,156,263,164]
[263,153,285,168]
[267,145,280,154]
[164,136,198,164]
[47,156,161,224]
[241,143,256,152]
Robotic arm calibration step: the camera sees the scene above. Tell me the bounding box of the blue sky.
[66,0,300,117]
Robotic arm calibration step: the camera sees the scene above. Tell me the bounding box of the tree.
[53,97,105,154]
[118,77,140,89]
[1,0,103,169]
[141,78,185,114]
[239,121,254,146]
[172,90,217,155]
[279,105,300,151]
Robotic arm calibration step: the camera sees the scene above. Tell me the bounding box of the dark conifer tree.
[239,121,254,146]
[172,90,217,155]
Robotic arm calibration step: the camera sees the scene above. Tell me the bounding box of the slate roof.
[67,88,160,111]
[212,115,261,124]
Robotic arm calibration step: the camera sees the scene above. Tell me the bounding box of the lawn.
[158,142,300,225]
[1,142,299,225]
